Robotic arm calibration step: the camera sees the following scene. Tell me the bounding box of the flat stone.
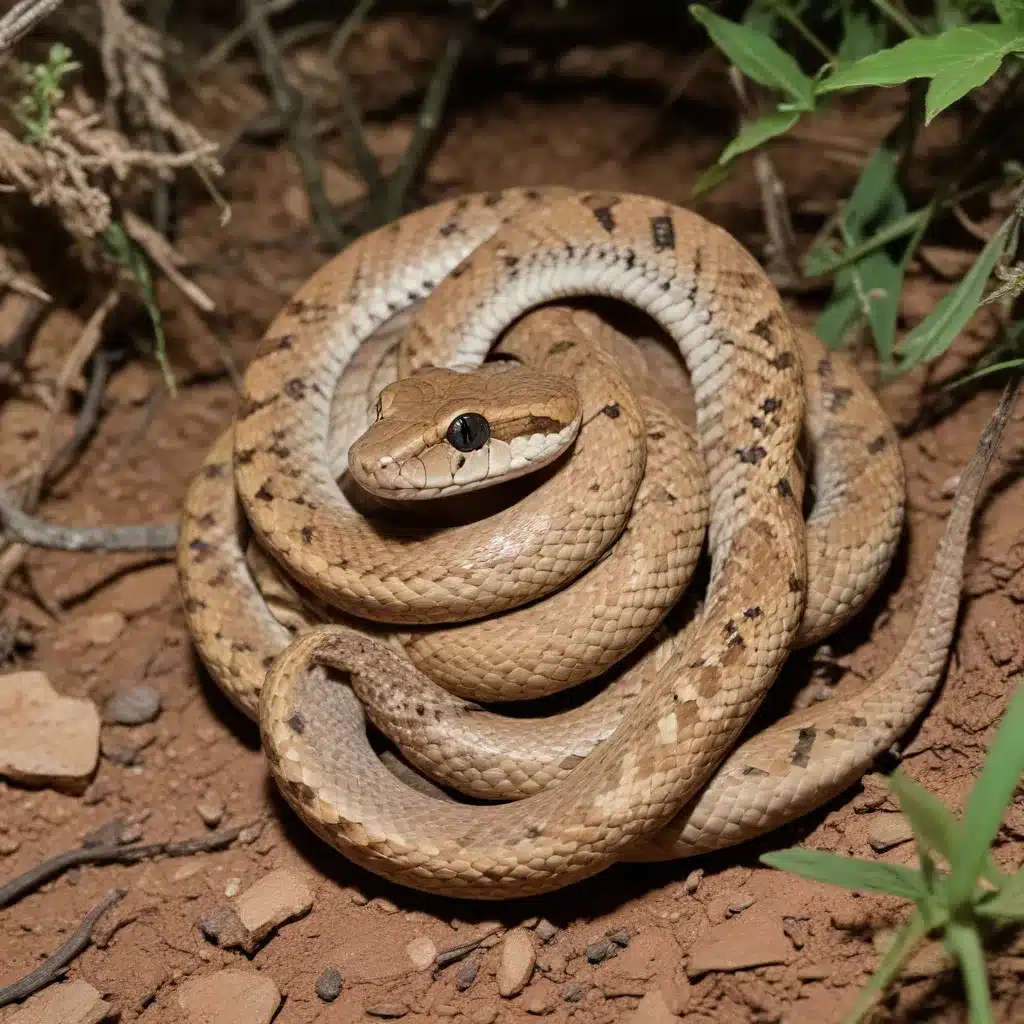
[196,789,225,828]
[686,914,793,978]
[7,980,111,1024]
[868,814,915,852]
[497,928,536,997]
[103,684,161,725]
[232,867,314,952]
[628,989,677,1024]
[0,671,99,790]
[535,918,558,943]
[176,968,281,1024]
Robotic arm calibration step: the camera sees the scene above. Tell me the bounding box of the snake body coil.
[178,188,1011,898]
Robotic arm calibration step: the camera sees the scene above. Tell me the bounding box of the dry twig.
[0,823,250,909]
[0,0,65,54]
[0,888,125,1008]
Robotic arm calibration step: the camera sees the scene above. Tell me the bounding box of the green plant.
[689,1,1024,379]
[9,43,176,394]
[760,679,1024,1024]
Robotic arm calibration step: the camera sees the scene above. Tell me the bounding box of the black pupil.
[446,413,490,452]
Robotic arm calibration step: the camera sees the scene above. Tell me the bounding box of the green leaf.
[689,5,815,109]
[844,145,907,238]
[889,771,961,862]
[996,0,1024,31]
[815,285,862,348]
[760,849,927,900]
[842,912,930,1024]
[816,24,1022,96]
[949,680,1024,909]
[690,160,734,200]
[925,50,1007,121]
[896,219,1012,371]
[949,355,1024,387]
[837,9,885,65]
[976,869,1024,920]
[855,250,904,361]
[719,110,801,164]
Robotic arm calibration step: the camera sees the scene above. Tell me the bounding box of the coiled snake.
[178,188,1014,899]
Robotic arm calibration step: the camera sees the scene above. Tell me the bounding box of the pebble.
[196,789,225,828]
[176,968,281,1024]
[455,958,479,991]
[364,1004,409,1018]
[470,1007,499,1024]
[796,963,831,982]
[726,896,755,915]
[406,934,438,971]
[977,617,1014,666]
[102,684,162,725]
[498,928,536,997]
[607,929,630,947]
[683,868,703,894]
[535,918,558,943]
[0,833,20,855]
[6,979,111,1024]
[686,915,794,977]
[78,611,126,646]
[868,814,915,852]
[586,939,613,964]
[0,671,100,789]
[315,966,343,1002]
[628,989,677,1024]
[562,983,585,1003]
[523,987,557,1015]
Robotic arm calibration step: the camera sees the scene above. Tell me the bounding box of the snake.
[177,188,1015,899]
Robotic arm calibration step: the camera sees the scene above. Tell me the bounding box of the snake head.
[348,366,582,500]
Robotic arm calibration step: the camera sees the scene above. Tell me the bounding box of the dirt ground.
[1,16,1023,1024]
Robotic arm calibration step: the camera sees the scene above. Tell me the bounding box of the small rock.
[470,1007,498,1024]
[535,918,558,943]
[315,966,343,1002]
[365,1004,408,1019]
[796,963,831,982]
[683,869,703,894]
[562,983,585,1003]
[455,958,479,991]
[868,814,914,852]
[498,928,536,997]
[176,968,281,1024]
[406,934,438,971]
[374,897,400,913]
[196,789,225,828]
[103,684,162,725]
[224,878,241,898]
[726,896,755,915]
[940,473,961,498]
[686,914,794,977]
[0,671,100,790]
[81,778,113,805]
[628,989,677,1024]
[6,979,111,1024]
[586,939,613,964]
[607,929,630,948]
[79,611,127,646]
[434,1005,459,1017]
[200,905,247,948]
[522,984,556,1015]
[0,833,20,855]
[232,867,314,951]
[977,617,1014,666]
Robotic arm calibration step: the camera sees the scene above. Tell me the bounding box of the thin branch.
[0,484,178,552]
[244,0,344,249]
[0,823,250,909]
[0,889,125,1008]
[0,0,65,54]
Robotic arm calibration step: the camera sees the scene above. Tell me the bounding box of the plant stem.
[946,923,995,1024]
[765,0,834,62]
[866,0,921,37]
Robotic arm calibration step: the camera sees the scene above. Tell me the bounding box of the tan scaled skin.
[177,188,1014,899]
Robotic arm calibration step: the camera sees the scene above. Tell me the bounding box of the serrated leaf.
[949,680,1024,910]
[896,219,1012,371]
[816,25,1021,96]
[760,849,927,900]
[690,5,815,109]
[925,50,1007,121]
[719,110,800,164]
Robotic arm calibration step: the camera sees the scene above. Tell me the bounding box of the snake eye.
[446,413,491,452]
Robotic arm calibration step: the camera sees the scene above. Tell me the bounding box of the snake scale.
[178,188,1015,899]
